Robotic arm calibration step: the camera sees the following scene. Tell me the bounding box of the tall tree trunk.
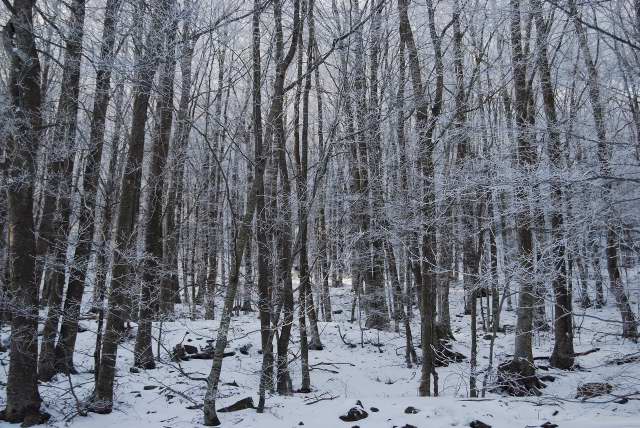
[398,0,442,396]
[54,0,123,376]
[531,0,575,369]
[161,3,194,313]
[362,0,389,330]
[91,0,170,412]
[37,0,86,381]
[269,0,300,396]
[198,7,297,409]
[1,0,47,422]
[568,0,638,339]
[499,0,541,393]
[251,0,274,412]
[134,9,177,368]
[314,50,332,321]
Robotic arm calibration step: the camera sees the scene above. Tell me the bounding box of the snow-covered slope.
[2,284,639,427]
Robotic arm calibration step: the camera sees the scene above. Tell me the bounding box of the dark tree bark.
[399,0,443,396]
[37,0,86,382]
[532,0,575,369]
[362,0,389,331]
[268,0,300,396]
[161,2,195,313]
[499,0,541,393]
[55,0,124,376]
[0,0,47,423]
[91,0,172,412]
[253,0,274,411]
[134,8,178,369]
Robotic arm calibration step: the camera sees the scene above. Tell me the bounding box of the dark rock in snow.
[404,406,419,414]
[183,344,198,355]
[339,403,368,422]
[576,382,613,399]
[615,397,629,404]
[540,422,558,428]
[239,343,252,355]
[129,367,140,374]
[539,375,556,382]
[298,422,304,425]
[174,342,236,360]
[369,407,379,412]
[143,385,158,390]
[469,420,492,428]
[223,380,239,387]
[333,309,343,314]
[402,425,418,428]
[218,397,255,413]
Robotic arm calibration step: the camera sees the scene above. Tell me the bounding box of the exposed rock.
[469,420,492,428]
[404,406,419,414]
[339,402,368,422]
[143,385,158,390]
[183,344,198,355]
[369,407,379,412]
[172,343,236,361]
[540,422,558,428]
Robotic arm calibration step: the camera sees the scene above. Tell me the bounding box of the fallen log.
[218,397,255,413]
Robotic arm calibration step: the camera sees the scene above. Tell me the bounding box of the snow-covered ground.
[1,283,639,427]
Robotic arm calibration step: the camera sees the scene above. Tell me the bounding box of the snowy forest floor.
[1,282,640,428]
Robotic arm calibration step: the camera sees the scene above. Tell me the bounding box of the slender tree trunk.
[161,4,194,313]
[499,0,541,393]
